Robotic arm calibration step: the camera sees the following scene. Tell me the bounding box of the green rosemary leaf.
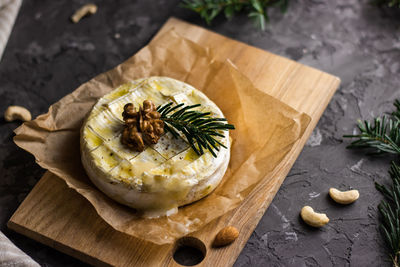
[195,135,205,155]
[381,224,394,251]
[201,124,233,130]
[163,103,185,116]
[204,134,221,151]
[205,142,217,157]
[204,131,225,138]
[248,11,266,30]
[182,112,210,122]
[182,127,200,155]
[157,102,173,113]
[344,116,400,155]
[180,111,201,121]
[393,99,400,121]
[171,104,201,118]
[199,121,234,129]
[250,0,263,13]
[223,123,235,129]
[211,136,227,149]
[376,182,394,201]
[197,118,228,125]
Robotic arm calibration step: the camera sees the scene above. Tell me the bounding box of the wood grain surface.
[8,17,340,267]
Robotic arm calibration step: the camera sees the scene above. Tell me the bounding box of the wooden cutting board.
[8,17,340,267]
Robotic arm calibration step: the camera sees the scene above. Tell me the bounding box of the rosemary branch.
[344,99,400,266]
[343,117,400,155]
[375,162,400,267]
[181,0,289,30]
[393,99,400,121]
[157,102,234,157]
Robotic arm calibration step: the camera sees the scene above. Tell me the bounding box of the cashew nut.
[300,206,329,227]
[4,105,32,122]
[329,188,359,204]
[71,4,97,23]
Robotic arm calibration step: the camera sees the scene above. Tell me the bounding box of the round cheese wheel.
[80,77,230,217]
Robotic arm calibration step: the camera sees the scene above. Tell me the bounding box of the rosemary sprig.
[344,99,400,266]
[181,0,289,30]
[157,102,234,157]
[343,117,400,155]
[375,162,400,267]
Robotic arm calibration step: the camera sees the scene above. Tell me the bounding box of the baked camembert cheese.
[80,77,231,217]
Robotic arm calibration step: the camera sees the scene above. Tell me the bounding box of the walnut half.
[121,100,164,151]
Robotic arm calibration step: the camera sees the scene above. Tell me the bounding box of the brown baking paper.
[14,29,310,244]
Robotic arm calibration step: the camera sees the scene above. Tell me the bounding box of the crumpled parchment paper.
[14,29,310,244]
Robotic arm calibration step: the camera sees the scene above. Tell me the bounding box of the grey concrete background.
[0,0,399,266]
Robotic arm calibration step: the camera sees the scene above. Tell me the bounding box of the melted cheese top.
[81,77,229,197]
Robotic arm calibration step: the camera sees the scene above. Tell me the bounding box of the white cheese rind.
[80,77,230,216]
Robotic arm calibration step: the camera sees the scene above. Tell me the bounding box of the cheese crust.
[80,77,230,216]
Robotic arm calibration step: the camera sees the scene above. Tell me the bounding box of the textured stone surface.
[0,0,399,266]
